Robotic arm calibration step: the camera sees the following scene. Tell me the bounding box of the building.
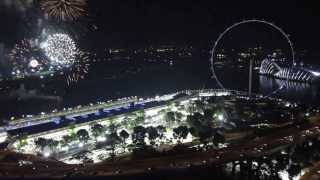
[260,59,320,83]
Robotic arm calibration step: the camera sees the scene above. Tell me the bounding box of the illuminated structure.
[210,19,296,89]
[260,59,320,83]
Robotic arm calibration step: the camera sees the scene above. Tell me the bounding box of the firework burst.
[41,33,77,68]
[9,32,91,85]
[9,39,47,76]
[40,0,87,21]
[66,51,91,86]
[39,32,91,85]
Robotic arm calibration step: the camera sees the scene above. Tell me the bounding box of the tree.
[173,126,189,142]
[194,100,205,112]
[108,123,119,135]
[119,130,129,142]
[187,105,196,114]
[77,129,90,143]
[62,134,77,145]
[41,139,59,154]
[119,130,129,151]
[106,132,121,160]
[69,124,76,136]
[164,111,176,125]
[212,131,225,146]
[175,112,183,122]
[187,113,203,128]
[91,124,105,139]
[156,125,166,140]
[135,116,145,126]
[126,111,145,129]
[50,140,59,152]
[174,101,181,107]
[136,110,145,118]
[122,116,131,128]
[35,138,48,151]
[107,132,121,146]
[187,113,215,143]
[135,110,145,124]
[132,126,147,146]
[204,109,214,121]
[146,127,159,145]
[16,135,28,150]
[166,101,174,110]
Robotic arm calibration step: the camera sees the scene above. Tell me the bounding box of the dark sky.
[0,0,319,52]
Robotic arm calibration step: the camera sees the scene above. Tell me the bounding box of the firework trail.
[40,0,87,21]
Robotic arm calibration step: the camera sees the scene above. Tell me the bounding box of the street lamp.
[218,114,224,121]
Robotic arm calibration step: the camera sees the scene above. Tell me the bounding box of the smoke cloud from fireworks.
[0,0,34,14]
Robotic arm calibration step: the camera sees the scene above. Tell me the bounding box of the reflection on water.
[259,76,320,105]
[1,67,320,120]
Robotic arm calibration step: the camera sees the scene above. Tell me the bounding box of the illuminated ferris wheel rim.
[210,19,296,89]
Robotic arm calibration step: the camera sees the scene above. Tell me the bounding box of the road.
[0,118,320,178]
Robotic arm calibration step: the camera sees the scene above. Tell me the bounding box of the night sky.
[0,0,319,53]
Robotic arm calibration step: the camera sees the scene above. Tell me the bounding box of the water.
[0,56,319,120]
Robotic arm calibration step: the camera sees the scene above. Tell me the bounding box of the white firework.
[29,59,39,68]
[41,33,77,67]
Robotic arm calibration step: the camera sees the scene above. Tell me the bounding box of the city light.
[44,152,51,158]
[217,114,224,121]
[78,142,84,148]
[311,71,320,77]
[97,136,106,142]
